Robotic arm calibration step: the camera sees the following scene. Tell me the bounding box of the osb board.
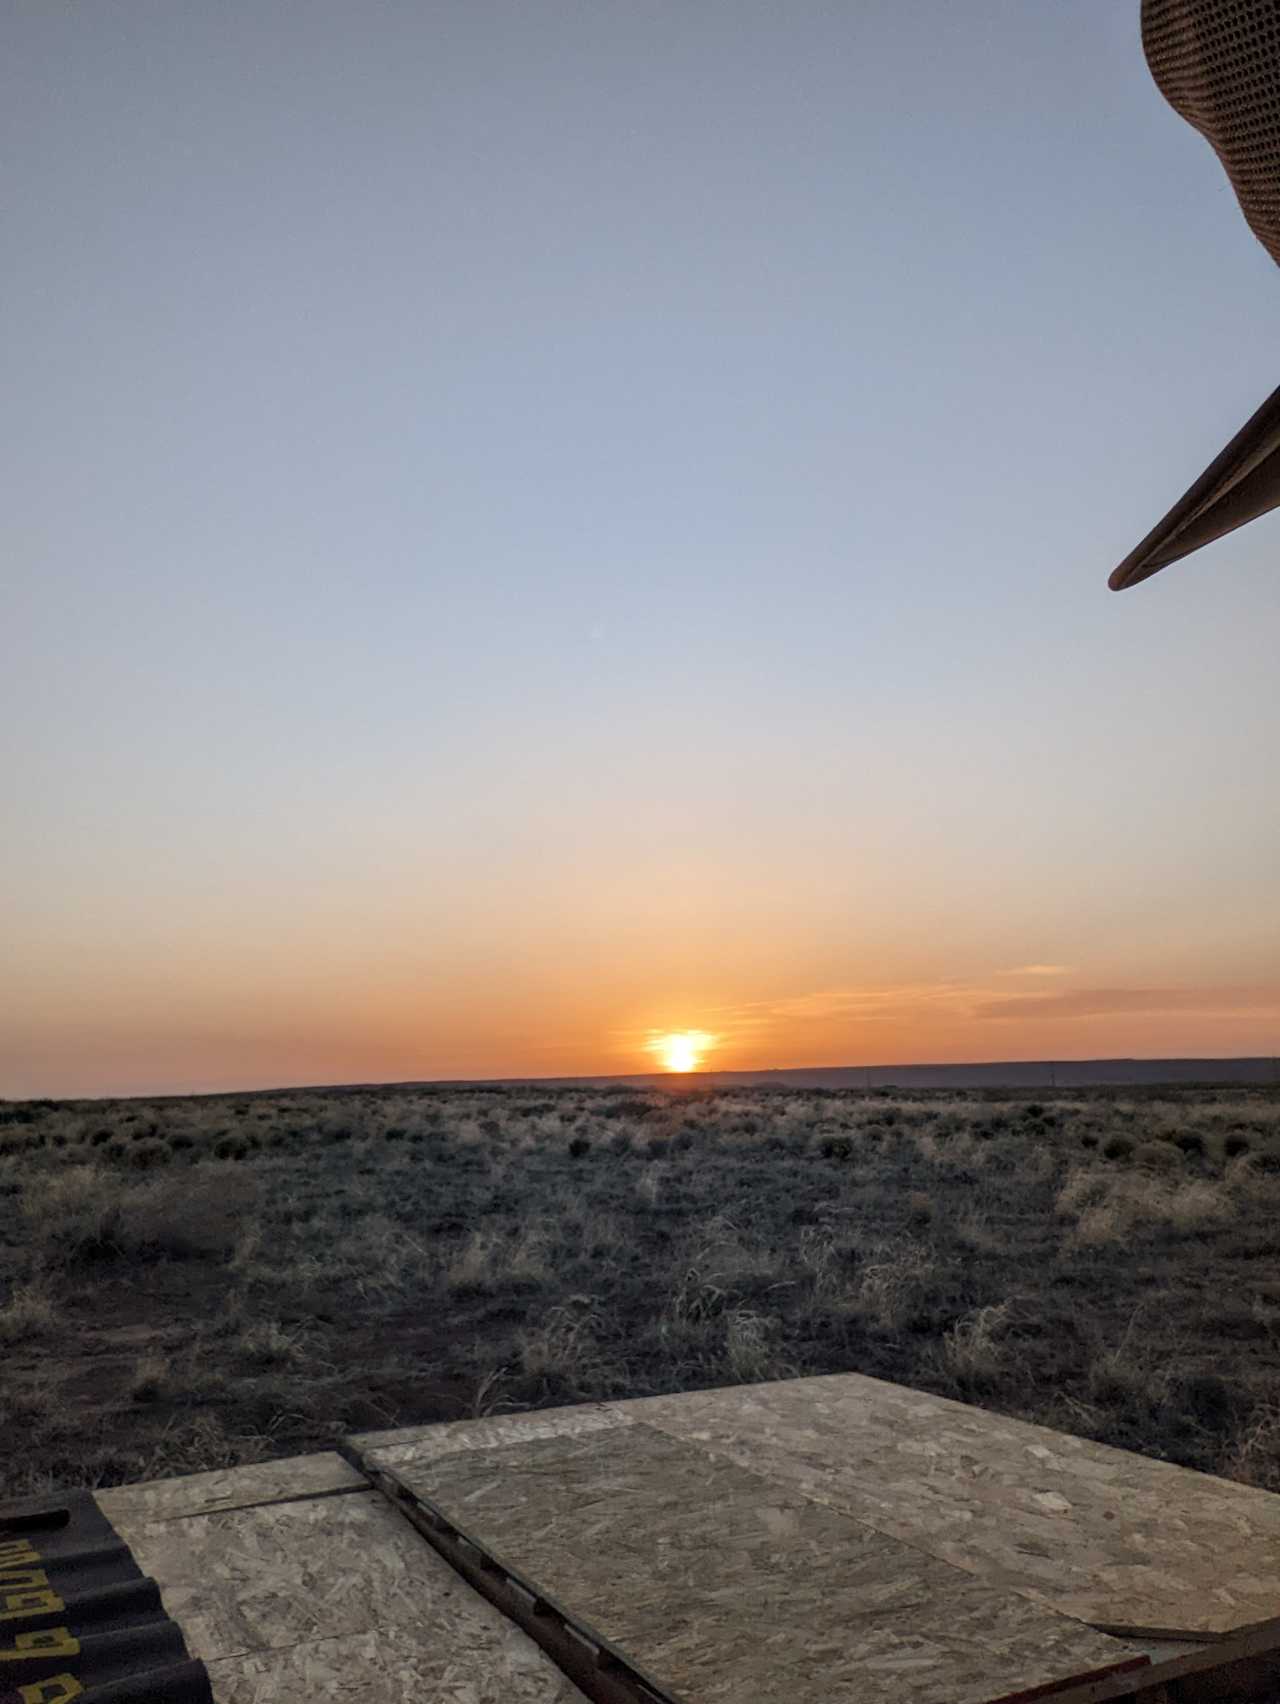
[203,1623,579,1704]
[117,1485,586,1703]
[404,1421,1138,1704]
[97,1450,366,1527]
[355,1401,629,1467]
[630,1373,1280,1634]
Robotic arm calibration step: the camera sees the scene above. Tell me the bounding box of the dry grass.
[129,1353,172,1404]
[518,1304,611,1385]
[3,1080,1280,1498]
[1056,1167,1236,1246]
[1222,1402,1280,1492]
[0,1279,58,1345]
[234,1319,311,1368]
[445,1230,504,1293]
[724,1310,782,1382]
[856,1239,937,1330]
[21,1163,255,1267]
[940,1301,1013,1385]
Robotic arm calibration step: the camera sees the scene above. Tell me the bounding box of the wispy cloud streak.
[976,986,1280,1021]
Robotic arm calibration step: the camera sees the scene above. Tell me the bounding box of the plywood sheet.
[116,1486,585,1703]
[97,1450,365,1527]
[356,1400,629,1468]
[203,1622,577,1704]
[404,1421,1138,1704]
[631,1373,1280,1634]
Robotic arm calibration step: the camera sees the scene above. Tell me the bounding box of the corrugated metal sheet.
[0,1488,210,1703]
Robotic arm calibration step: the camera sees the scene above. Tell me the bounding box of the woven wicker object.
[1111,1,1280,589]
[1144,0,1280,266]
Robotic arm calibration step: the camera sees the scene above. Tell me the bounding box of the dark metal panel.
[1110,383,1280,590]
[0,1490,211,1704]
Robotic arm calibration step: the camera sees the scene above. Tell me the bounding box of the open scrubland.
[2,1082,1280,1499]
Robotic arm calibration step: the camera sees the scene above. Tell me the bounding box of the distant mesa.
[410,1057,1280,1093]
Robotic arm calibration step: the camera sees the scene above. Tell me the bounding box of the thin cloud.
[1006,964,1072,977]
[766,988,900,1022]
[614,978,1280,1066]
[728,982,980,1028]
[976,986,1280,1021]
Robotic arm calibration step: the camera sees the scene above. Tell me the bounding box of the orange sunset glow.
[650,1032,716,1073]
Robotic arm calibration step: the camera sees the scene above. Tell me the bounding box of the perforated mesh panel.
[1143,0,1280,265]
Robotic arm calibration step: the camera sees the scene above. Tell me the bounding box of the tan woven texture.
[1143,0,1280,265]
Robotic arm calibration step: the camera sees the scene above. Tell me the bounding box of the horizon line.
[11,1051,1279,1105]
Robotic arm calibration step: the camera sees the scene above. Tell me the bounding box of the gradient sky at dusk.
[5,2,1279,1097]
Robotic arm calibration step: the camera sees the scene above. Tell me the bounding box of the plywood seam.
[113,1481,369,1526]
[350,1448,683,1704]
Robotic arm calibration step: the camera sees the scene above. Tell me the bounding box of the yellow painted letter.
[1,1589,65,1620]
[0,1628,81,1661]
[20,1676,84,1703]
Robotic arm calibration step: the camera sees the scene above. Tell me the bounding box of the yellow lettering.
[1,1589,64,1620]
[0,1543,39,1568]
[0,1628,80,1661]
[0,1571,49,1591]
[20,1677,84,1703]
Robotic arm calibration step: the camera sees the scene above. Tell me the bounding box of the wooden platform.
[369,1417,1140,1704]
[353,1371,1280,1641]
[91,1372,1280,1703]
[96,1454,585,1702]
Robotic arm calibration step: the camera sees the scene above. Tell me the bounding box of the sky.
[4,1,1280,1098]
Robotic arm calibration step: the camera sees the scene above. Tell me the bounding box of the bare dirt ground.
[3,1082,1280,1499]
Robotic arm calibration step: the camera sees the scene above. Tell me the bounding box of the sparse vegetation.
[0,1279,58,1346]
[2,1082,1280,1499]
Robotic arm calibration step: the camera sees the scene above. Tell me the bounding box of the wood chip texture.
[394,1421,1138,1704]
[105,1483,586,1703]
[96,1451,366,1526]
[629,1373,1280,1634]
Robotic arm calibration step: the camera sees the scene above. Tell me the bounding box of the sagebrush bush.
[940,1301,1011,1386]
[128,1138,172,1170]
[21,1164,254,1264]
[1056,1166,1234,1245]
[1133,1140,1181,1172]
[857,1238,937,1330]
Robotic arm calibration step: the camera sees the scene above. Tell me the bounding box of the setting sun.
[651,1031,714,1073]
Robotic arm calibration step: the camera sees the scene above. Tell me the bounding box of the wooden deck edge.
[986,1656,1152,1704]
[1086,1626,1224,1648]
[1010,1613,1280,1704]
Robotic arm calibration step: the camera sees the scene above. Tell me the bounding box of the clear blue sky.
[4,2,1279,1096]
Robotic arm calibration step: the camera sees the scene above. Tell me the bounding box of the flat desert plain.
[2,1083,1279,1498]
